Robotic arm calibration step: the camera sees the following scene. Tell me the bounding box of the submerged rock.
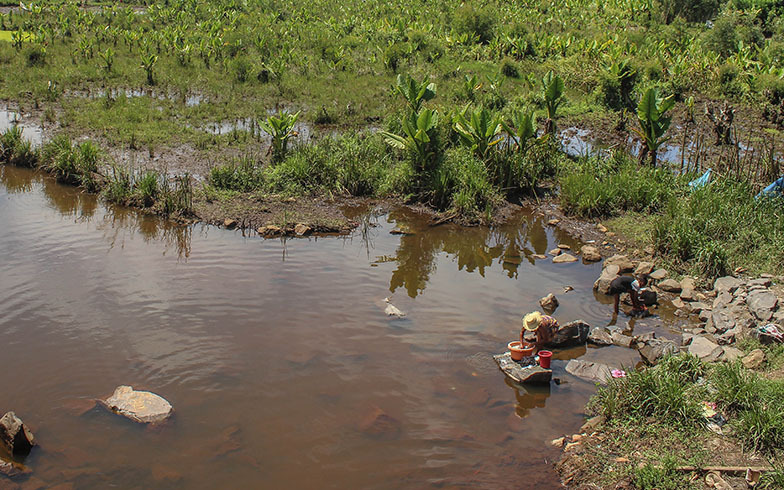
[102,386,173,424]
[565,360,613,384]
[358,406,401,439]
[0,457,31,478]
[0,412,35,456]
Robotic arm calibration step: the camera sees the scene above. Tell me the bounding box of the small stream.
[0,165,689,488]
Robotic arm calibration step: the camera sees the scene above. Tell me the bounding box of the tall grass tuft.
[0,126,37,167]
[559,153,680,217]
[40,135,100,190]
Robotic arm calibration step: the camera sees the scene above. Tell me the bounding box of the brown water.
[0,165,687,489]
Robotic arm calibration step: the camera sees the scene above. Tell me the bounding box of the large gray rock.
[680,288,697,302]
[581,245,602,262]
[594,265,620,294]
[649,269,668,280]
[747,290,778,322]
[588,326,613,346]
[0,412,35,456]
[714,276,742,294]
[713,291,733,310]
[635,261,654,275]
[605,254,634,272]
[688,336,723,362]
[680,276,697,291]
[565,359,613,384]
[551,320,590,346]
[102,386,173,424]
[493,353,552,385]
[658,279,682,293]
[638,338,678,365]
[711,308,736,334]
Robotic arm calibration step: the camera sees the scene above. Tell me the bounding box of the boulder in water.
[101,386,173,424]
[0,412,35,456]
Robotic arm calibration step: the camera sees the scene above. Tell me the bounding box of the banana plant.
[380,108,439,171]
[393,73,436,113]
[99,47,114,72]
[453,106,503,160]
[140,51,158,85]
[541,70,565,134]
[502,108,538,153]
[633,88,675,167]
[259,110,300,162]
[461,74,482,102]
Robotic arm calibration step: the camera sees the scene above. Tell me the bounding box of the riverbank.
[552,267,784,489]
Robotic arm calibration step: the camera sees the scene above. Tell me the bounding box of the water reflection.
[509,379,551,418]
[386,209,567,297]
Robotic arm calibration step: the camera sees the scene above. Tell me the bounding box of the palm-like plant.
[259,110,300,162]
[633,87,675,166]
[541,70,565,134]
[100,47,114,72]
[502,108,538,153]
[393,73,436,113]
[140,52,158,85]
[453,106,503,160]
[380,108,439,171]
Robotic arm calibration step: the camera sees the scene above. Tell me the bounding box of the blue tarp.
[689,168,711,190]
[756,175,784,200]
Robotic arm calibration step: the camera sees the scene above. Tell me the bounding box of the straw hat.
[523,311,542,331]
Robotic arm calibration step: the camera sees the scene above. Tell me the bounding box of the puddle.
[66,88,206,106]
[0,107,44,146]
[0,164,690,489]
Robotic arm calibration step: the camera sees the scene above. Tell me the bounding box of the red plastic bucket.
[538,350,553,369]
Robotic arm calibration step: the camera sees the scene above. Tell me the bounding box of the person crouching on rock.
[522,311,559,352]
[609,274,649,314]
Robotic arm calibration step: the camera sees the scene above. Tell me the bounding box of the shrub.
[453,5,496,44]
[657,0,721,23]
[500,57,519,78]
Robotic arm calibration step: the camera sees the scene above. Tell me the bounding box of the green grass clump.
[40,135,100,190]
[588,354,706,428]
[209,156,265,192]
[264,134,391,197]
[559,153,682,217]
[430,146,500,218]
[0,126,37,167]
[653,178,784,278]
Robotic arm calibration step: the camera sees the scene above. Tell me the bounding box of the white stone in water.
[104,386,173,423]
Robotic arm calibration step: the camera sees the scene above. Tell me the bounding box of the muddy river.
[0,165,686,488]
